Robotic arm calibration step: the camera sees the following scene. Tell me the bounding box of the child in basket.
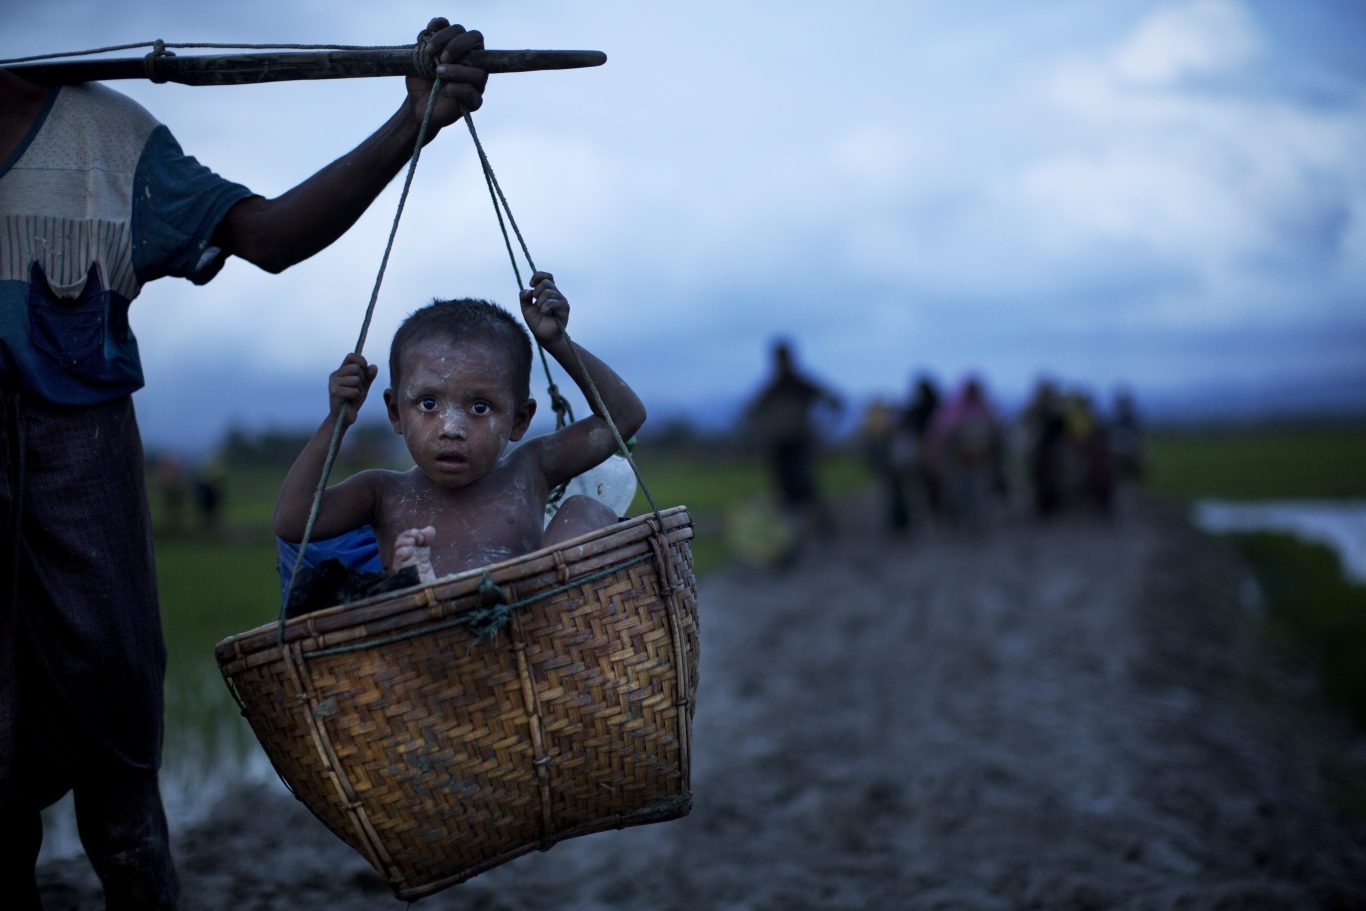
[273,270,644,609]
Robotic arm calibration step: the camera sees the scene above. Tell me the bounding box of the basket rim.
[215,505,692,662]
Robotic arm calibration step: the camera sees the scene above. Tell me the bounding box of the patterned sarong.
[0,390,163,810]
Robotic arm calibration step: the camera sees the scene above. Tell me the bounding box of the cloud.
[1013,0,1366,325]
[7,0,1366,448]
[1111,0,1262,86]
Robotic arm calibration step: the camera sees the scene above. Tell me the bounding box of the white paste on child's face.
[392,338,525,489]
[438,401,467,437]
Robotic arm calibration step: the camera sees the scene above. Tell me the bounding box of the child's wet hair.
[389,298,533,403]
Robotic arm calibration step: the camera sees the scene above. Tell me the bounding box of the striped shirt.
[0,83,253,404]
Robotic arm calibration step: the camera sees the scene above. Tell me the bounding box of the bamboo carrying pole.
[4,47,607,86]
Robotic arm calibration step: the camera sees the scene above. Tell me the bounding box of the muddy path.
[38,499,1366,909]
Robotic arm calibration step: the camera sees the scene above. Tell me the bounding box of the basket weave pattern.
[216,508,697,899]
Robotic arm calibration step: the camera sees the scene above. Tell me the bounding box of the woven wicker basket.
[215,506,697,900]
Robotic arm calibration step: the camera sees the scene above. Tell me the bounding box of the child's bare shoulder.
[501,436,550,470]
[491,441,551,491]
[342,466,412,499]
[368,466,424,490]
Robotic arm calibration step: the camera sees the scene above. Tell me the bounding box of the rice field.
[149,422,1366,773]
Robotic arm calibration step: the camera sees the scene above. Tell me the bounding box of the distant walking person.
[927,376,1003,529]
[1022,379,1068,519]
[1110,389,1145,487]
[894,374,943,525]
[746,340,842,546]
[858,397,908,533]
[194,457,227,531]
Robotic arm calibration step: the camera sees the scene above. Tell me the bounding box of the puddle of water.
[1192,499,1366,584]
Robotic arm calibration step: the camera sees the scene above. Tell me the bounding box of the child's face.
[384,336,534,488]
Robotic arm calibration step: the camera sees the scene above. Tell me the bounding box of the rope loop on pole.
[142,39,173,84]
[411,29,438,80]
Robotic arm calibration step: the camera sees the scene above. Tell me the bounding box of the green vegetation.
[1146,423,1366,501]
[626,449,874,574]
[1145,421,1366,728]
[1230,532,1366,728]
[151,464,288,768]
[149,417,1363,769]
[159,536,281,766]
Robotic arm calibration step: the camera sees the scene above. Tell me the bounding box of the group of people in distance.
[861,374,1145,534]
[740,339,1147,562]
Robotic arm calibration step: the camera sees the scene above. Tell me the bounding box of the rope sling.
[273,32,663,637]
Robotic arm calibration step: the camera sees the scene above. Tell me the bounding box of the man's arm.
[214,18,487,273]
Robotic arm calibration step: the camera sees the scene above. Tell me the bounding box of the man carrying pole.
[0,18,486,908]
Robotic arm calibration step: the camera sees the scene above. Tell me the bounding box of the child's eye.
[418,397,438,412]
[471,401,491,416]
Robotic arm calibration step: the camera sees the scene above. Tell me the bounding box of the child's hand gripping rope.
[329,353,379,426]
[519,270,570,347]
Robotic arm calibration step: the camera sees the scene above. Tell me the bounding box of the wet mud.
[37,499,1366,909]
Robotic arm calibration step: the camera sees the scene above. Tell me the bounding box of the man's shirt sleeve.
[130,124,255,286]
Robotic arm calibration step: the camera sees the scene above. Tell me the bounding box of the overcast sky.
[5,0,1366,450]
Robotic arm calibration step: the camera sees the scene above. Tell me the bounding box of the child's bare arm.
[520,272,646,486]
[273,354,383,541]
